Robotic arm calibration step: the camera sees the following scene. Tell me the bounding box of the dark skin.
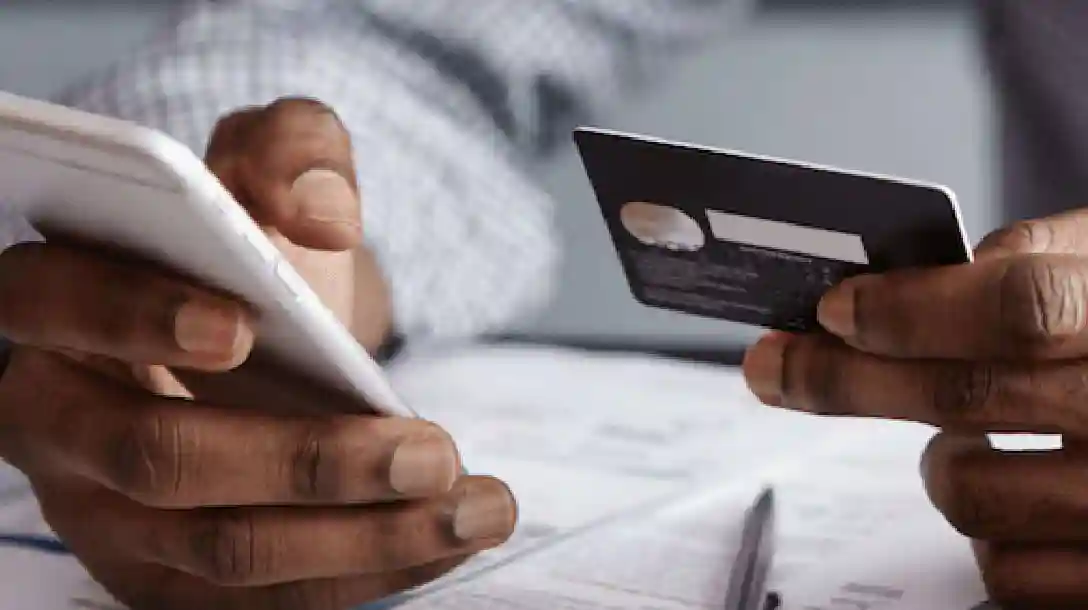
[743,208,1088,608]
[0,98,517,610]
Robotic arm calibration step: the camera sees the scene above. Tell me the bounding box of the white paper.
[386,345,849,572]
[396,398,989,610]
[0,345,991,609]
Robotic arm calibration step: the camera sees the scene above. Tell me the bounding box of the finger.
[921,432,1088,542]
[975,208,1088,261]
[824,206,1088,360]
[28,372,461,507]
[206,97,361,251]
[974,541,1088,609]
[815,252,1088,360]
[0,243,253,371]
[95,476,514,587]
[105,556,468,610]
[742,332,1087,434]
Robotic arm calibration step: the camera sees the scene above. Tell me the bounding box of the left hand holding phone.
[0,97,517,610]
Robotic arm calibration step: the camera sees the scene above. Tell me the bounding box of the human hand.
[741,209,1088,608]
[0,98,517,610]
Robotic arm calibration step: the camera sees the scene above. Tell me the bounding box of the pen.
[723,487,777,610]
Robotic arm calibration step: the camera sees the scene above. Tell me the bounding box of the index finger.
[205,97,362,251]
[19,360,460,508]
[742,332,1072,434]
[0,243,253,371]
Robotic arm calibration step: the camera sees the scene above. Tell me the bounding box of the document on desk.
[387,346,990,610]
[0,345,989,609]
[395,415,988,609]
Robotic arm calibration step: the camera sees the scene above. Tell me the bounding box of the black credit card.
[574,127,973,332]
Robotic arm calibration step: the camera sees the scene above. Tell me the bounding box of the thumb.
[205,97,362,252]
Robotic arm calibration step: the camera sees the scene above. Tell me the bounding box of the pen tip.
[758,486,775,506]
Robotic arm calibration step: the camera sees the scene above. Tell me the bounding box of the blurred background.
[0,0,995,355]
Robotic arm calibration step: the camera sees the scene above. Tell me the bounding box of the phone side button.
[272,259,312,302]
[238,228,280,264]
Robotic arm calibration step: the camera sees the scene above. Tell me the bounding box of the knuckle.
[205,108,265,176]
[241,98,354,190]
[289,422,351,502]
[265,97,351,150]
[930,362,994,425]
[108,408,185,506]
[208,107,262,142]
[1000,257,1088,346]
[266,96,339,123]
[367,517,411,570]
[987,220,1055,255]
[94,266,174,349]
[189,512,266,586]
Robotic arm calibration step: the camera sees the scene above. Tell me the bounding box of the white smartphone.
[0,90,414,418]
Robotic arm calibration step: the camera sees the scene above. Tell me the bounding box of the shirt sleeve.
[49,0,748,340]
[50,0,556,340]
[353,0,753,160]
[979,0,1088,224]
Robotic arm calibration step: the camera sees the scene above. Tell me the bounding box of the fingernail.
[388,434,459,497]
[817,282,857,338]
[449,478,518,543]
[743,332,792,406]
[174,298,251,356]
[290,169,361,228]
